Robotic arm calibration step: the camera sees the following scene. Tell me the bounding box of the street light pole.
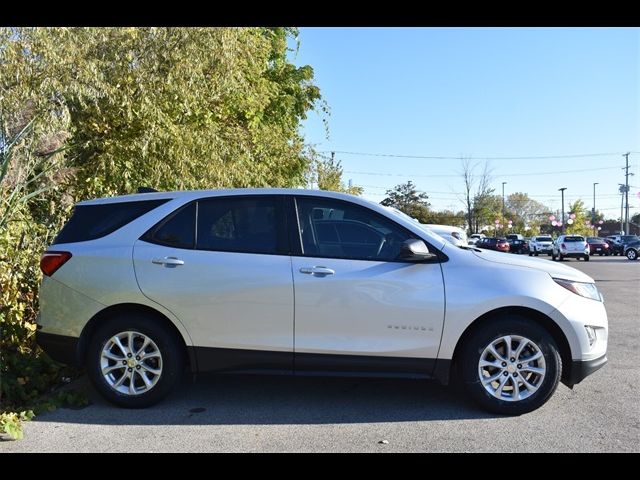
[558,187,567,234]
[502,182,507,235]
[593,182,598,236]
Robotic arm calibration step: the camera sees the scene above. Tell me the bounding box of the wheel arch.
[77,303,196,371]
[438,306,572,386]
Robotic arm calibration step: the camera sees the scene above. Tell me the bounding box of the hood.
[471,249,594,283]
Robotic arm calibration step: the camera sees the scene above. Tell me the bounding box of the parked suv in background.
[37,189,608,415]
[623,239,640,260]
[552,235,590,261]
[529,236,554,256]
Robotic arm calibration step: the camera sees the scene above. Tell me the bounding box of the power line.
[322,150,629,160]
[345,165,624,178]
[359,184,625,198]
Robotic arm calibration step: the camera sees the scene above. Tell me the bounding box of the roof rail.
[137,187,158,193]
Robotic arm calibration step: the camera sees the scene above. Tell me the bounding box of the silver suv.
[37,189,608,414]
[552,235,590,262]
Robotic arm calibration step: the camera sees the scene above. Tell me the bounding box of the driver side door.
[291,195,446,374]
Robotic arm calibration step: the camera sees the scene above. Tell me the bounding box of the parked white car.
[468,233,485,245]
[528,235,554,256]
[38,189,607,414]
[552,235,590,262]
[421,224,468,247]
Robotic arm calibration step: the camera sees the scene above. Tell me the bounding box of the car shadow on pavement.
[34,374,501,425]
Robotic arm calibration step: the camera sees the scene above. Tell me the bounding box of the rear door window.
[196,196,287,255]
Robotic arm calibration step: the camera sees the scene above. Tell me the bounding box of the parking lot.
[2,255,638,452]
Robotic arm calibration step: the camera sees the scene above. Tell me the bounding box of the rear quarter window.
[53,199,170,244]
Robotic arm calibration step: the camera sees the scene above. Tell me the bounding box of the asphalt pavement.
[2,255,639,452]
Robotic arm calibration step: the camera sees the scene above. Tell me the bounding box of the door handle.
[299,266,335,277]
[152,256,185,267]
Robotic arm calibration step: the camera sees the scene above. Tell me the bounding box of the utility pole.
[502,182,507,215]
[619,184,626,234]
[623,152,631,234]
[502,182,507,235]
[593,182,598,236]
[558,187,567,234]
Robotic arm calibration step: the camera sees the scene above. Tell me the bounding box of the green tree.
[311,152,362,195]
[565,199,592,236]
[380,181,430,222]
[505,192,551,234]
[422,209,466,227]
[1,27,324,199]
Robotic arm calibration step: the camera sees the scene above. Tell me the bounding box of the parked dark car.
[604,238,623,256]
[507,238,528,254]
[476,237,510,253]
[624,239,640,260]
[586,237,610,256]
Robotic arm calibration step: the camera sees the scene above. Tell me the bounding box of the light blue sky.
[294,27,640,220]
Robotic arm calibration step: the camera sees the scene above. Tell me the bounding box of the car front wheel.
[87,313,184,408]
[627,249,638,261]
[459,316,561,415]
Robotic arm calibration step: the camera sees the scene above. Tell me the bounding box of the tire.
[458,316,561,415]
[552,252,557,261]
[87,313,184,408]
[534,252,539,257]
[559,253,564,261]
[584,255,590,262]
[627,249,638,261]
[528,252,533,256]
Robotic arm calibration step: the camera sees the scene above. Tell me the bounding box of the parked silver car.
[37,189,608,414]
[552,235,590,262]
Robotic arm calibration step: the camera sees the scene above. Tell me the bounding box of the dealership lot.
[2,255,638,452]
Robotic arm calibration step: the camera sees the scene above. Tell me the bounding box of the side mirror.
[399,239,437,262]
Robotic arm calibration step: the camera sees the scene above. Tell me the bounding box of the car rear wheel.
[87,313,184,408]
[458,316,561,415]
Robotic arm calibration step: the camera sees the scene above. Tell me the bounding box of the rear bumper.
[559,252,588,258]
[36,331,79,366]
[563,355,607,387]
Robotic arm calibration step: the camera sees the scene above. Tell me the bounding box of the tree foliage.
[311,152,362,195]
[564,199,593,236]
[1,27,325,199]
[380,181,430,222]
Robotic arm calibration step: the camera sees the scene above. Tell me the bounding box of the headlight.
[553,278,602,301]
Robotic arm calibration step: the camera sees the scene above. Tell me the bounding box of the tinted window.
[196,197,283,254]
[295,197,412,261]
[564,236,584,242]
[54,199,170,244]
[536,237,553,242]
[144,202,196,249]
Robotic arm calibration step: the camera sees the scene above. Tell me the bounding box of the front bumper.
[36,331,79,366]
[564,354,607,387]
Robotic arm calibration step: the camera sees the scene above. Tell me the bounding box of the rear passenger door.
[133,195,294,372]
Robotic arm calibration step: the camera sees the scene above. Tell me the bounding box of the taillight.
[40,251,72,276]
